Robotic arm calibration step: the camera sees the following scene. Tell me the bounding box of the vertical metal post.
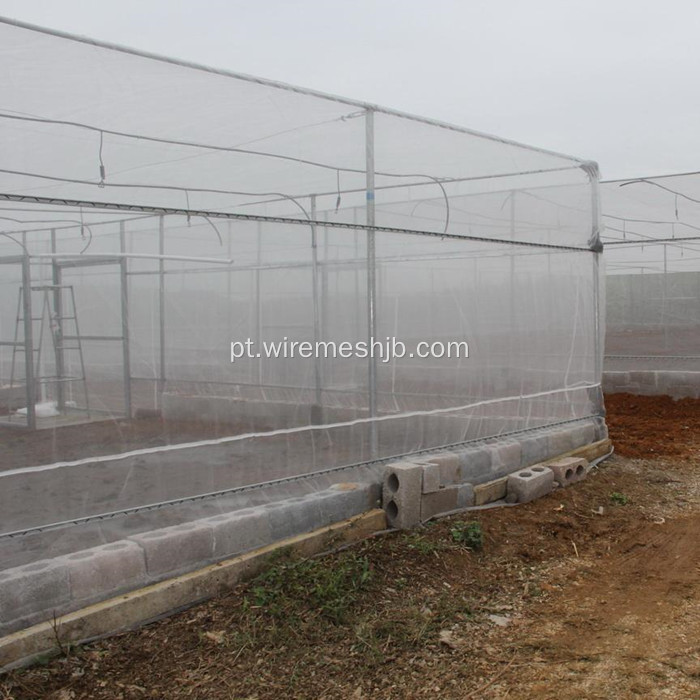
[588,165,603,384]
[662,242,668,352]
[120,221,132,418]
[509,192,516,389]
[366,108,378,455]
[158,215,166,403]
[21,253,36,429]
[255,221,263,386]
[310,195,323,420]
[353,207,360,341]
[321,217,329,348]
[50,229,66,412]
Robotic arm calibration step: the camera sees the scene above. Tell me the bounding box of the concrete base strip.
[0,509,387,672]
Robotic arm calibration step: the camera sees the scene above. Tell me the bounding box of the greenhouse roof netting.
[0,16,596,249]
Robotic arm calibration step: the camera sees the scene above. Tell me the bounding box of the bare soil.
[0,417,245,471]
[2,394,700,699]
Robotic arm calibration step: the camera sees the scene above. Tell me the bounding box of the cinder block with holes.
[264,495,324,540]
[382,462,423,529]
[547,457,588,487]
[204,507,272,559]
[0,558,71,635]
[129,521,214,578]
[66,541,147,603]
[506,465,554,504]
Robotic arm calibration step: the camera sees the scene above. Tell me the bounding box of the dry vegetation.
[2,393,700,699]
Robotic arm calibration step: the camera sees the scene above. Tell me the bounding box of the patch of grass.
[404,532,443,555]
[245,552,372,625]
[450,521,484,550]
[609,491,629,506]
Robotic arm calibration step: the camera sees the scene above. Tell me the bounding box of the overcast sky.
[1,0,698,181]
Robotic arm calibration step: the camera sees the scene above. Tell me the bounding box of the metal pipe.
[50,228,65,412]
[366,108,378,455]
[310,195,323,418]
[119,220,132,418]
[21,253,35,429]
[158,215,166,402]
[255,221,263,386]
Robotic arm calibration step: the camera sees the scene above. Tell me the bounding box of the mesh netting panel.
[0,18,603,565]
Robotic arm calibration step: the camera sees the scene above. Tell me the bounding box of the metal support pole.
[588,168,603,384]
[158,215,166,403]
[310,195,323,422]
[21,253,36,429]
[509,192,516,388]
[663,243,668,352]
[366,108,378,455]
[255,221,263,386]
[119,221,132,418]
[50,229,65,412]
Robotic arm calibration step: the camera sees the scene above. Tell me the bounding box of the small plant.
[450,521,483,550]
[609,492,629,506]
[246,552,372,624]
[404,533,441,555]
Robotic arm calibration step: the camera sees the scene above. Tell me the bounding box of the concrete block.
[630,371,657,387]
[319,483,374,522]
[547,429,575,458]
[594,418,609,441]
[421,486,459,521]
[382,461,423,530]
[488,441,522,476]
[0,559,71,631]
[264,495,324,540]
[567,423,595,451]
[204,507,272,559]
[506,466,554,504]
[66,541,147,603]
[546,457,588,487]
[426,452,461,485]
[456,483,475,508]
[520,435,548,468]
[473,477,508,506]
[421,462,441,494]
[458,446,493,484]
[130,521,214,578]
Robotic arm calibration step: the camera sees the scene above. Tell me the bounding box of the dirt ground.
[2,393,700,699]
[0,416,241,471]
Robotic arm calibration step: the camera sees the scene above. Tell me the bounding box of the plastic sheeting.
[602,172,700,371]
[0,18,604,558]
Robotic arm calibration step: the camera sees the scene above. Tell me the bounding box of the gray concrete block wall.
[0,560,71,636]
[603,370,700,399]
[383,416,604,526]
[0,483,375,637]
[66,541,147,605]
[0,417,604,635]
[204,508,272,560]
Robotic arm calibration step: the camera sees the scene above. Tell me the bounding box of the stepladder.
[10,284,90,419]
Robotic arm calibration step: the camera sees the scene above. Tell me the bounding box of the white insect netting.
[0,18,603,563]
[602,172,700,371]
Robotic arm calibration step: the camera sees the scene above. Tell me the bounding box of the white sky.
[1,0,699,181]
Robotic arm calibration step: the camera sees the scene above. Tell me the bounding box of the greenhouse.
[0,18,606,637]
[602,172,700,398]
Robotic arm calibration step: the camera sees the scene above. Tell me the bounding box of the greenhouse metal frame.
[602,171,700,398]
[0,17,607,627]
